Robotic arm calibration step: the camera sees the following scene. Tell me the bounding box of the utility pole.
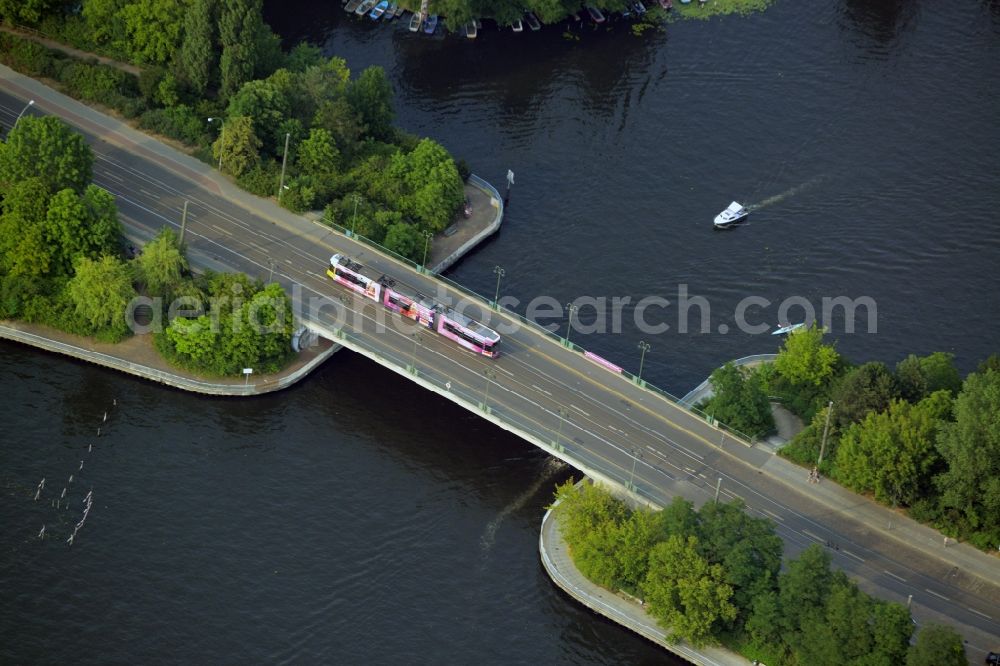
[492,265,505,310]
[629,449,642,491]
[637,341,651,383]
[817,400,834,467]
[421,231,433,272]
[715,477,723,503]
[278,132,291,201]
[179,200,189,246]
[564,302,577,348]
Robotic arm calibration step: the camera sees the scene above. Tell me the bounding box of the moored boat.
[355,0,376,15]
[408,11,422,31]
[524,12,541,30]
[658,0,672,9]
[772,322,806,336]
[465,20,478,38]
[713,201,749,228]
[423,14,439,33]
[585,6,606,22]
[385,2,399,19]
[344,0,362,12]
[511,18,524,32]
[369,0,389,20]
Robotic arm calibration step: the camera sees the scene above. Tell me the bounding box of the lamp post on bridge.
[410,331,421,375]
[636,340,651,384]
[628,448,642,492]
[421,231,433,272]
[553,407,570,451]
[14,99,34,128]
[564,302,577,348]
[492,265,505,310]
[481,368,497,413]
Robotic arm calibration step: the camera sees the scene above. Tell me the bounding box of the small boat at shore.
[409,12,422,31]
[355,0,376,15]
[772,322,806,336]
[369,1,388,20]
[713,201,749,229]
[465,20,478,38]
[423,14,439,34]
[525,12,541,31]
[585,6,606,23]
[511,19,524,32]
[658,0,672,9]
[344,0,362,12]
[385,2,399,19]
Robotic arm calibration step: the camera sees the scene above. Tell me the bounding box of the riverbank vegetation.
[704,325,1000,551]
[0,0,467,263]
[552,480,967,666]
[0,117,295,375]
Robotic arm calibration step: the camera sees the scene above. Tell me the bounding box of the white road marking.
[138,188,159,199]
[495,365,514,377]
[570,404,590,417]
[924,588,949,601]
[761,508,783,522]
[966,607,991,620]
[841,549,864,563]
[531,384,552,396]
[884,570,906,583]
[210,224,229,235]
[802,529,824,543]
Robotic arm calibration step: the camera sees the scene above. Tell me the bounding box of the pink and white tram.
[326,254,500,358]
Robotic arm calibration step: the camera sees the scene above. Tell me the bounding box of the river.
[2,1,998,662]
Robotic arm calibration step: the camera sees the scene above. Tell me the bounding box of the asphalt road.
[2,72,997,656]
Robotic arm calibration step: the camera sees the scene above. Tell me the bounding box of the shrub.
[58,60,137,103]
[138,105,208,145]
[236,162,280,198]
[0,33,55,77]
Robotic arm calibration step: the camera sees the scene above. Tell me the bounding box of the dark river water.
[3,1,999,662]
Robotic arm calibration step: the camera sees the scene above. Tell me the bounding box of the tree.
[219,0,262,98]
[177,0,216,95]
[703,363,774,438]
[119,0,188,65]
[896,352,962,402]
[213,116,261,177]
[778,544,834,639]
[0,0,60,23]
[297,127,340,182]
[382,222,424,263]
[641,534,737,647]
[346,66,395,141]
[935,369,1000,547]
[0,116,93,195]
[81,0,128,48]
[392,138,465,233]
[832,361,900,427]
[834,392,951,506]
[313,98,364,157]
[66,255,136,337]
[227,73,293,156]
[613,509,659,592]
[43,185,122,276]
[774,325,840,389]
[793,579,873,665]
[906,624,967,666]
[871,602,915,665]
[136,228,188,297]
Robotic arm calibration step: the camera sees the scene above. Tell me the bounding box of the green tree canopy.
[0,116,93,195]
[834,391,952,506]
[66,254,136,337]
[346,66,396,141]
[176,0,217,95]
[213,115,261,177]
[934,369,1000,547]
[832,361,900,428]
[119,0,188,65]
[43,185,122,276]
[703,363,774,438]
[297,127,340,182]
[136,227,188,297]
[896,352,962,402]
[219,0,263,98]
[774,325,840,389]
[641,534,737,647]
[382,222,425,264]
[906,623,967,666]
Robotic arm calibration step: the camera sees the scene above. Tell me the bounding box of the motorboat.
[386,2,399,19]
[369,1,389,20]
[772,322,806,336]
[409,11,422,31]
[713,201,749,228]
[355,0,376,15]
[465,20,478,38]
[632,1,647,14]
[585,6,606,22]
[525,12,541,31]
[511,19,524,32]
[423,14,439,33]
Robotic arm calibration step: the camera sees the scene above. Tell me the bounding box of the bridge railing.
[314,197,760,449]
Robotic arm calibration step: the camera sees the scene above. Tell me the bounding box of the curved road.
[2,68,997,656]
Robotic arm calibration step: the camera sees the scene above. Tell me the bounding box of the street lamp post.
[351,194,361,236]
[421,231,433,272]
[410,331,420,374]
[14,99,34,127]
[817,400,834,467]
[207,117,225,171]
[637,341,651,383]
[492,265,505,310]
[629,449,642,491]
[564,302,577,347]
[482,368,497,412]
[277,132,291,201]
[553,407,569,450]
[267,259,275,284]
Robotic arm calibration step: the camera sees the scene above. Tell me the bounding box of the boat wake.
[479,458,566,561]
[749,174,826,212]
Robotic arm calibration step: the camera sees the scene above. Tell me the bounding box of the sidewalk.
[540,498,751,666]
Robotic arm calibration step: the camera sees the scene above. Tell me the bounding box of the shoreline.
[539,484,751,666]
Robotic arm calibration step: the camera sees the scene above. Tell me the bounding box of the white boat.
[713,201,749,228]
[511,19,524,32]
[772,322,806,336]
[408,12,422,31]
[355,0,377,15]
[465,20,478,38]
